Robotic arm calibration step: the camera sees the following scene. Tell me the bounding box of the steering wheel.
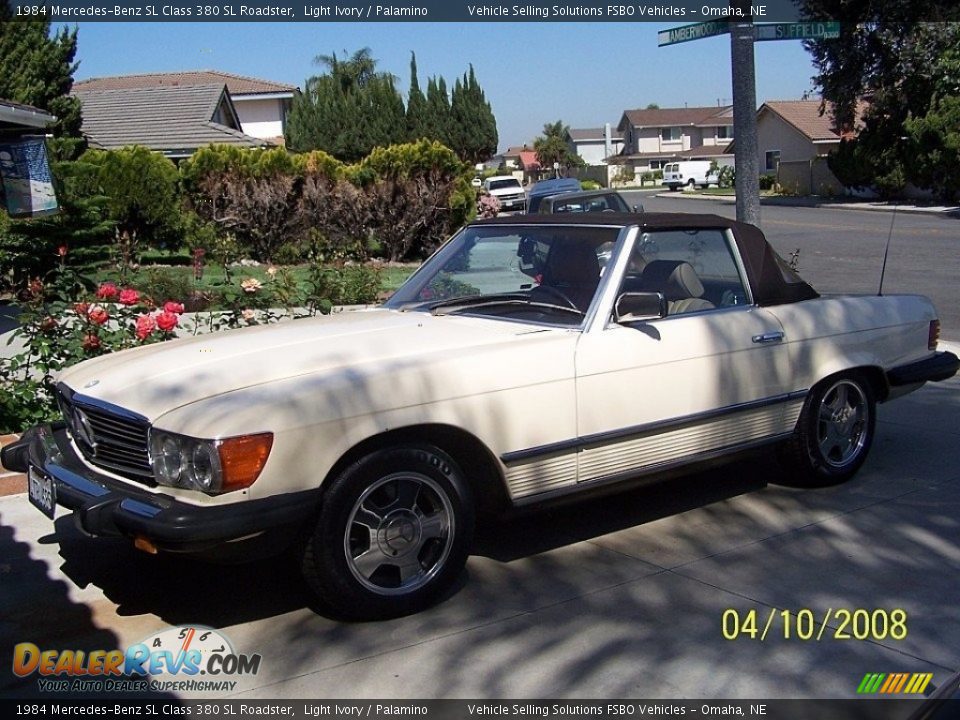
[534,284,580,312]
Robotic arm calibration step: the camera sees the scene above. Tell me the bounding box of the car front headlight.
[149,430,272,494]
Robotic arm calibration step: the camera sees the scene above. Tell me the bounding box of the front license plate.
[28,466,56,519]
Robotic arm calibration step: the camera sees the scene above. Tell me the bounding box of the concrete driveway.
[2,366,959,701]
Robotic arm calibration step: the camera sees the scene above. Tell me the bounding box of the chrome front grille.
[58,386,154,484]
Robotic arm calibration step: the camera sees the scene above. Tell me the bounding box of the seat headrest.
[546,241,600,288]
[641,260,705,300]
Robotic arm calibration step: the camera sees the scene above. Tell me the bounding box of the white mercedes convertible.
[5,213,957,619]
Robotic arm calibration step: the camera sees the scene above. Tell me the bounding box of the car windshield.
[549,193,629,213]
[385,224,623,326]
[487,179,522,191]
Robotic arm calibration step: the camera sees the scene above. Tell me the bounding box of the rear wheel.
[301,445,474,620]
[779,373,876,486]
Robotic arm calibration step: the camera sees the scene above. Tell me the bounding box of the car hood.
[58,309,559,422]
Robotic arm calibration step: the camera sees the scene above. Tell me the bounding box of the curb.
[653,192,960,216]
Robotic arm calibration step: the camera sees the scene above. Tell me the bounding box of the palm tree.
[313,47,379,93]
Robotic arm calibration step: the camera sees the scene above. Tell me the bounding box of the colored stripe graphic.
[858,673,885,694]
[858,672,932,694]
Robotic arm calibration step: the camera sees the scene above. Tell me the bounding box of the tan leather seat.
[640,260,716,315]
[531,241,601,312]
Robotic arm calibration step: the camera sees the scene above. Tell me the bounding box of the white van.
[661,161,717,191]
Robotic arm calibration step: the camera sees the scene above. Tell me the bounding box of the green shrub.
[580,180,601,190]
[758,175,776,191]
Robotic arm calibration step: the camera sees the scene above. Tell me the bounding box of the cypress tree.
[406,52,429,142]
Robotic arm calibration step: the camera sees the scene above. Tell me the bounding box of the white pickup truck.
[482,175,526,212]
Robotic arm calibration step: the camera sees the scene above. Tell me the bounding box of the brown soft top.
[472,213,818,307]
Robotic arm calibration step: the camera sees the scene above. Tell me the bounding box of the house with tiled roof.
[73,84,271,159]
[751,99,865,195]
[615,105,734,176]
[73,70,298,143]
[567,126,624,166]
[755,99,861,172]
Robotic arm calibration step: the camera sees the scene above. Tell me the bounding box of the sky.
[61,21,821,150]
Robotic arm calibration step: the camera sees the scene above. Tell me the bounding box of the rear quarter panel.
[766,294,937,392]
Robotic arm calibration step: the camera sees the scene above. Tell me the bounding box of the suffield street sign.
[755,21,841,41]
[657,21,729,46]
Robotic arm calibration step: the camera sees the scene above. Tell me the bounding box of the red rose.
[82,334,101,352]
[119,288,140,306]
[57,244,68,257]
[87,306,109,325]
[156,311,178,332]
[96,282,118,300]
[73,302,90,316]
[163,301,185,315]
[39,316,57,333]
[28,278,43,297]
[135,314,156,340]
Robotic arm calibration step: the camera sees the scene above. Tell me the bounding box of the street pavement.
[1,347,958,700]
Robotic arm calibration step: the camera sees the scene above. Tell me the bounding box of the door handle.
[752,331,784,344]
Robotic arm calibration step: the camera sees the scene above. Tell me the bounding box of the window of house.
[660,127,682,142]
[716,126,732,140]
[765,150,781,172]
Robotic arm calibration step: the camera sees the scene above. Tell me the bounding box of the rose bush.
[0,258,382,433]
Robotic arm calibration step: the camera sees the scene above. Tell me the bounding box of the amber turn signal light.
[218,433,273,492]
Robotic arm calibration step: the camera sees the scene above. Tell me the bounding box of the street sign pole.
[730,18,760,227]
[659,12,840,227]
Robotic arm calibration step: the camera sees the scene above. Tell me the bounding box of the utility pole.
[729,14,760,227]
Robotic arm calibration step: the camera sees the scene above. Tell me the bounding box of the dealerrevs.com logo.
[12,625,261,693]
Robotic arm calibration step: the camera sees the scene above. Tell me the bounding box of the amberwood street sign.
[658,20,841,46]
[657,21,729,46]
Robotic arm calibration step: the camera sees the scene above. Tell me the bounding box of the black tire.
[687,178,696,188]
[778,373,876,486]
[302,444,474,620]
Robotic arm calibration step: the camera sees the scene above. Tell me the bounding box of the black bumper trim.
[8,425,319,554]
[888,351,960,386]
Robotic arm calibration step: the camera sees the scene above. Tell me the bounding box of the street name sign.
[755,21,841,41]
[657,21,729,46]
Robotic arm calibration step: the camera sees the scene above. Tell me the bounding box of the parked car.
[525,177,582,212]
[6,213,958,620]
[662,161,719,190]
[535,189,642,214]
[482,175,526,212]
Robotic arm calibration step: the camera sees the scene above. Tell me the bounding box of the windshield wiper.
[430,295,583,317]
[423,292,530,312]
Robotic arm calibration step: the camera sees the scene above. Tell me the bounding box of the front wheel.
[778,373,876,486]
[302,445,474,620]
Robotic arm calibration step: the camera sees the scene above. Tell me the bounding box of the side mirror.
[632,203,644,213]
[614,292,666,323]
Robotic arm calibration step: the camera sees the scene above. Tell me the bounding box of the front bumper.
[888,351,960,386]
[2,424,319,555]
[496,195,527,211]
